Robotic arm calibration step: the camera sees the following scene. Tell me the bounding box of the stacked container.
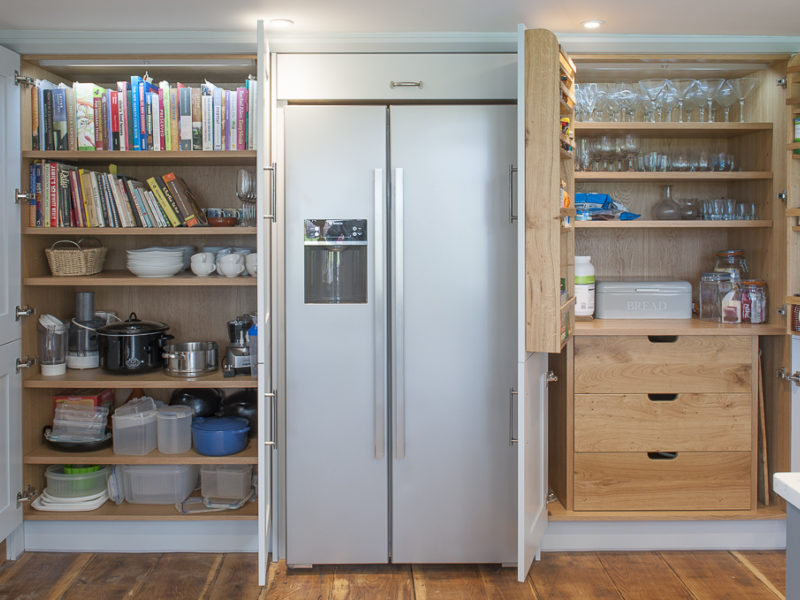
[112,397,157,455]
[114,465,199,504]
[200,464,253,500]
[157,405,193,454]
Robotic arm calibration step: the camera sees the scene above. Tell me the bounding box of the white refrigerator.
[285,104,517,565]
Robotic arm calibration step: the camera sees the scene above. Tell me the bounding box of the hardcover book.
[42,89,54,151]
[74,83,99,151]
[109,91,120,151]
[31,84,40,150]
[117,82,129,151]
[191,87,202,150]
[159,81,171,151]
[146,176,181,226]
[36,79,58,151]
[178,85,192,151]
[63,85,77,151]
[51,88,69,151]
[164,172,208,227]
[130,76,143,151]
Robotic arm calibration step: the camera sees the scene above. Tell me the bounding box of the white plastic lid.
[575,256,592,262]
[115,397,157,417]
[157,405,193,420]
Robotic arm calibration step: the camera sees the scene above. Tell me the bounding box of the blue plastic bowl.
[191,417,250,456]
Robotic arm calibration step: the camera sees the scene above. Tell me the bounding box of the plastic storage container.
[112,398,158,455]
[51,404,109,441]
[117,464,199,504]
[191,417,250,456]
[157,405,193,454]
[200,464,253,500]
[45,464,110,498]
[574,256,595,317]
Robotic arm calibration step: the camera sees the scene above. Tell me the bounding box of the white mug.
[245,253,258,276]
[191,252,216,266]
[191,261,216,277]
[219,253,245,277]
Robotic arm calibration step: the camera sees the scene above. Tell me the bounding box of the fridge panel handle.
[374,168,386,459]
[393,167,406,459]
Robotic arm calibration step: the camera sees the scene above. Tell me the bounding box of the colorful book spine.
[178,86,192,151]
[223,90,230,151]
[158,91,166,151]
[169,88,179,151]
[42,89,54,151]
[28,163,38,227]
[68,170,85,227]
[92,95,104,151]
[146,176,181,226]
[213,86,222,151]
[49,161,58,227]
[201,95,213,151]
[155,175,184,224]
[63,85,77,151]
[191,87,202,150]
[144,92,153,151]
[78,170,95,227]
[150,93,161,152]
[31,84,40,151]
[159,81,171,152]
[57,163,74,227]
[37,80,58,151]
[110,91,120,151]
[117,82,129,152]
[51,88,68,151]
[130,76,142,151]
[74,83,96,151]
[162,171,196,226]
[236,88,247,151]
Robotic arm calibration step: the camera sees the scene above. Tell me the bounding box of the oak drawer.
[574,393,752,452]
[574,335,752,394]
[573,452,752,511]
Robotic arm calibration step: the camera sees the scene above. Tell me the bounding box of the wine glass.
[714,80,738,122]
[700,78,725,122]
[683,81,707,122]
[236,168,256,226]
[613,83,638,122]
[672,79,696,123]
[732,76,758,122]
[658,82,680,122]
[639,79,668,122]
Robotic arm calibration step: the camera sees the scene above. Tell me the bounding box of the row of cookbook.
[29,161,209,228]
[31,76,258,153]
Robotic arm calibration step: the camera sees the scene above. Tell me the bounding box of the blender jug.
[67,291,104,369]
[38,314,67,375]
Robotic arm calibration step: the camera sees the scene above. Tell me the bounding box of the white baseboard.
[542,519,786,552]
[24,521,258,553]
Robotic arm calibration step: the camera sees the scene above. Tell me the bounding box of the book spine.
[68,169,84,227]
[74,84,95,151]
[119,178,143,227]
[106,174,129,227]
[247,78,257,150]
[103,91,111,150]
[49,161,57,227]
[31,84,40,150]
[126,90,134,151]
[201,95,213,151]
[160,82,172,151]
[144,92,153,151]
[41,162,49,228]
[51,89,68,151]
[191,87,202,150]
[117,82,128,152]
[57,164,72,227]
[130,77,141,151]
[78,171,94,227]
[150,94,161,152]
[87,172,106,227]
[213,88,222,151]
[156,175,185,225]
[92,96,103,151]
[110,91,120,151]
[34,163,42,227]
[158,91,166,150]
[64,87,77,151]
[162,171,195,226]
[96,172,117,227]
[138,81,148,150]
[169,88,179,151]
[146,176,181,226]
[145,189,168,227]
[43,89,54,151]
[237,88,247,151]
[129,183,152,227]
[178,87,192,151]
[223,90,230,151]
[28,163,37,227]
[99,93,108,151]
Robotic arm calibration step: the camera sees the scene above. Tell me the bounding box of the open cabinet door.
[256,19,274,587]
[516,24,549,582]
[0,45,23,549]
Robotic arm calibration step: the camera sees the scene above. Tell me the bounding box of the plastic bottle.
[574,256,595,317]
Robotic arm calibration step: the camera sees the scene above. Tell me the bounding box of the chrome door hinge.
[547,489,558,504]
[15,305,35,321]
[777,78,788,89]
[15,189,35,205]
[15,356,35,374]
[545,370,558,384]
[777,367,800,384]
[16,485,38,508]
[778,190,788,204]
[14,71,34,87]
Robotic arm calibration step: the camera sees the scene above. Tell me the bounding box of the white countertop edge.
[774,473,800,509]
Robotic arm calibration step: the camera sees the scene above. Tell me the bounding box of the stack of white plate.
[126,246,193,278]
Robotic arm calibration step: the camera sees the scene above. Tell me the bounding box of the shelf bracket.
[15,356,35,374]
[777,78,787,89]
[14,71,34,87]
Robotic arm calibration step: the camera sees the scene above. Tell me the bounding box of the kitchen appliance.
[162,341,219,377]
[96,313,172,374]
[66,292,104,369]
[224,315,253,375]
[37,314,67,376]
[285,105,516,565]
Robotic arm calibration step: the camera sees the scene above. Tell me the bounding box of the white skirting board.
[542,519,786,552]
[23,521,258,553]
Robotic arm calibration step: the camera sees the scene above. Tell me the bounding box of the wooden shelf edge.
[24,271,258,287]
[573,121,773,135]
[786,97,800,106]
[24,441,258,465]
[548,500,784,522]
[24,500,257,521]
[22,150,257,164]
[23,227,256,236]
[575,171,773,182]
[23,371,257,389]
[574,318,785,336]
[786,208,800,217]
[787,143,800,151]
[575,219,772,229]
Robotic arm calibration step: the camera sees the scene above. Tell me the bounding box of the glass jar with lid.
[741,279,767,324]
[699,272,725,321]
[713,249,748,280]
[720,272,742,324]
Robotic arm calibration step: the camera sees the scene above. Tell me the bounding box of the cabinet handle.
[264,391,277,448]
[509,388,518,446]
[509,165,518,223]
[647,451,678,460]
[647,335,678,343]
[647,393,677,401]
[263,163,277,223]
[390,81,423,89]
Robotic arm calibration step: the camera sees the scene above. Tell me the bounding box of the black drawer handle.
[647,452,678,460]
[647,335,678,343]
[648,393,678,401]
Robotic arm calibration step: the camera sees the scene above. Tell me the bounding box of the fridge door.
[284,106,389,564]
[391,105,517,563]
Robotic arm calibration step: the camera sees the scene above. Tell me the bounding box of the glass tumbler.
[699,272,724,321]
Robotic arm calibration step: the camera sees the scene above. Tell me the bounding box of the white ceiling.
[0,0,799,37]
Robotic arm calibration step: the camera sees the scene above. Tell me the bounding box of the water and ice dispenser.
[304,219,368,304]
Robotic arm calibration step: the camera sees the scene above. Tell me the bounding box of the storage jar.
[200,464,253,500]
[157,405,193,454]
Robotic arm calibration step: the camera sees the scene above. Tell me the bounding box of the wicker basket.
[45,239,107,277]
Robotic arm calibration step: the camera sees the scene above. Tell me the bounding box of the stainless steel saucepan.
[163,341,218,377]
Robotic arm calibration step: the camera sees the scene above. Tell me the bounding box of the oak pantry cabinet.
[0,24,273,586]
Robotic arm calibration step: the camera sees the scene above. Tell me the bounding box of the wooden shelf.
[786,97,800,106]
[23,369,256,389]
[786,296,800,306]
[548,499,784,522]
[575,171,772,182]
[787,143,800,151]
[24,271,257,287]
[24,227,256,236]
[786,208,800,217]
[22,150,256,166]
[575,219,772,229]
[573,122,773,138]
[574,318,785,336]
[24,498,257,521]
[25,441,257,465]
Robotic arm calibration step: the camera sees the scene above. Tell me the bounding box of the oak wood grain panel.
[131,553,221,600]
[60,553,160,600]
[549,500,784,522]
[528,552,621,600]
[573,452,752,511]
[574,393,752,452]
[574,335,752,393]
[548,344,571,509]
[597,552,693,600]
[265,562,335,600]
[574,319,783,336]
[206,554,263,600]
[662,551,781,600]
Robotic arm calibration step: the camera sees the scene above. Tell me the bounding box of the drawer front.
[573,452,752,511]
[574,393,752,452]
[574,335,752,393]
[276,53,517,100]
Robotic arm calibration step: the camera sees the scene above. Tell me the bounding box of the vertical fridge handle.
[374,168,386,459]
[393,167,406,459]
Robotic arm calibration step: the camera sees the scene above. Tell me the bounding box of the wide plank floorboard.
[529,553,622,599]
[60,553,160,600]
[130,553,222,600]
[0,552,89,600]
[413,564,487,600]
[734,550,786,598]
[331,564,414,600]
[598,551,693,600]
[265,560,336,600]
[207,553,263,600]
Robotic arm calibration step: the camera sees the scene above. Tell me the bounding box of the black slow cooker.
[97,313,172,374]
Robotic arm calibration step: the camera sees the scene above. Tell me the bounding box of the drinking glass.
[658,81,680,122]
[714,80,738,122]
[639,79,668,122]
[613,83,638,122]
[672,79,696,123]
[700,78,725,122]
[683,81,707,122]
[732,76,758,123]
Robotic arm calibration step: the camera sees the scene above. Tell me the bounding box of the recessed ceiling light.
[581,19,605,29]
[269,18,295,28]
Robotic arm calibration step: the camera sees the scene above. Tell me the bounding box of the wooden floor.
[0,550,786,599]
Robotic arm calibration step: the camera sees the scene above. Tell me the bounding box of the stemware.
[576,82,598,122]
[657,81,680,122]
[639,79,668,122]
[672,79,696,123]
[236,169,257,227]
[732,76,758,123]
[713,80,738,122]
[700,78,725,122]
[613,83,638,122]
[683,81,707,122]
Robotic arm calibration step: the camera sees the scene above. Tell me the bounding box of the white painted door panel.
[391,105,517,563]
[0,340,22,544]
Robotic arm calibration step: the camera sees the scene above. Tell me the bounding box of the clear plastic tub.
[112,409,157,455]
[200,464,252,500]
[157,405,193,454]
[118,464,198,504]
[52,404,109,440]
[45,465,110,498]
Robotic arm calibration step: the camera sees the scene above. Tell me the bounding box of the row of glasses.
[575,77,759,123]
[697,198,759,220]
[576,136,738,172]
